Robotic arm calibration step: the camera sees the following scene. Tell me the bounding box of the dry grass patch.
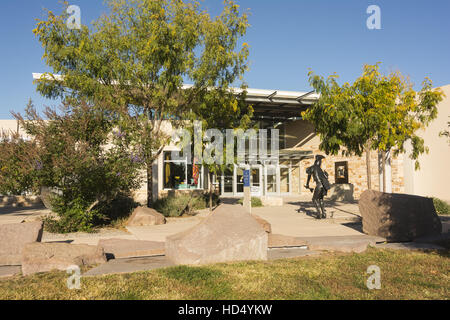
[0,248,448,300]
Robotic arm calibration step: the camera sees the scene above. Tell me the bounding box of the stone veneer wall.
[297,145,404,199]
[284,119,405,199]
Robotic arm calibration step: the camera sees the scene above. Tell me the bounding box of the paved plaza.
[1,197,448,277]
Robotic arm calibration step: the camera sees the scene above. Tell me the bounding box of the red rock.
[0,221,43,266]
[127,207,166,226]
[359,190,442,242]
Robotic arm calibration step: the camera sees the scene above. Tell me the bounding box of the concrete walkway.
[0,198,367,246]
[0,206,51,225]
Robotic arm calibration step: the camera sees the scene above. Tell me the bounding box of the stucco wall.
[403,85,450,202]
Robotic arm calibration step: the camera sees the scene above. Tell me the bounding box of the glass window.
[163,152,203,190]
[280,167,290,193]
[335,161,349,184]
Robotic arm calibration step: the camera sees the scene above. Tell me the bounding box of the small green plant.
[154,193,220,217]
[237,197,263,207]
[433,197,450,215]
[43,197,101,233]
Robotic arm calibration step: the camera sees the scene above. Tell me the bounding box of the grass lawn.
[0,248,448,300]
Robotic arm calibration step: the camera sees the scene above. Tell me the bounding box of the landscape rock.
[297,235,382,253]
[166,204,268,265]
[127,206,166,227]
[0,221,44,266]
[98,238,165,259]
[268,234,308,248]
[252,215,272,233]
[0,266,22,279]
[21,243,107,276]
[359,190,442,242]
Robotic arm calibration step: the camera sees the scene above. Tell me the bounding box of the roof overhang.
[32,73,319,121]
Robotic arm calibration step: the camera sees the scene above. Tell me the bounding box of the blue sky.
[0,0,449,118]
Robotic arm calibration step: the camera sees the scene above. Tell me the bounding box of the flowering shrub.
[9,100,145,232]
[0,132,39,195]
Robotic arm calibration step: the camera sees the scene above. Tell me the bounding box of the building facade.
[2,84,449,203]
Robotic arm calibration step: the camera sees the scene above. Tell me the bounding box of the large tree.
[33,0,249,207]
[303,63,445,191]
[186,88,253,211]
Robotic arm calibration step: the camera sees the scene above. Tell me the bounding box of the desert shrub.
[0,132,39,195]
[43,197,101,233]
[11,100,145,233]
[237,197,263,207]
[154,193,220,217]
[433,198,450,215]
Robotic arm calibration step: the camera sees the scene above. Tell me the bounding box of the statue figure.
[304,155,331,219]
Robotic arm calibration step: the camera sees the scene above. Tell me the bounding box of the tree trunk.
[147,162,153,208]
[209,172,213,212]
[365,145,372,190]
[381,150,386,193]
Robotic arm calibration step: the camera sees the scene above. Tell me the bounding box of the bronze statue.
[305,155,331,219]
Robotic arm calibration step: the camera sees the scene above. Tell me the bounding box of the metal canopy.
[252,103,310,120]
[278,150,314,160]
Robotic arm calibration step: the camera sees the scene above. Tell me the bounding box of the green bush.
[433,198,450,215]
[237,197,263,207]
[154,193,220,217]
[43,197,101,233]
[12,100,144,233]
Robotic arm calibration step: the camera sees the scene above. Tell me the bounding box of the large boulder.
[0,221,44,266]
[127,207,166,227]
[166,204,268,265]
[98,238,165,259]
[21,243,107,276]
[359,190,442,242]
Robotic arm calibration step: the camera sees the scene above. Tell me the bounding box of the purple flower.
[130,153,143,163]
[116,172,121,177]
[114,129,125,139]
[35,160,43,171]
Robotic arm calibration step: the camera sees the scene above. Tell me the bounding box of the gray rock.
[127,206,166,227]
[166,204,268,265]
[0,266,22,278]
[359,190,442,242]
[307,238,370,253]
[0,221,44,266]
[299,235,382,253]
[21,242,107,276]
[98,238,165,259]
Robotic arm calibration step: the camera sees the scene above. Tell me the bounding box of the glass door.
[219,167,234,195]
[265,165,279,195]
[250,166,262,197]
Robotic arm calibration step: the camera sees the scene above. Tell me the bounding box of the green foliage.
[43,197,101,233]
[433,198,450,215]
[32,0,251,206]
[237,197,263,207]
[154,193,220,217]
[303,63,445,188]
[12,100,144,233]
[0,132,39,195]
